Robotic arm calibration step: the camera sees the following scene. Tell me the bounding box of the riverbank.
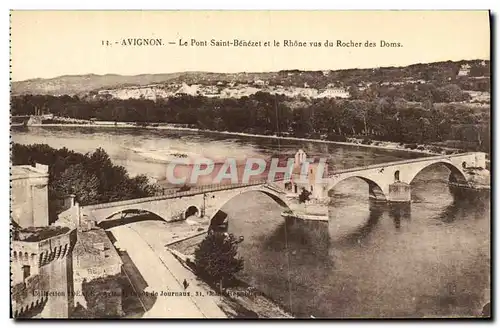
[23,122,465,157]
[110,219,292,318]
[169,242,293,318]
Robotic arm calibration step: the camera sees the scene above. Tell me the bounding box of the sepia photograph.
[9,10,491,319]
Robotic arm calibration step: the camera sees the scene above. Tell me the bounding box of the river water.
[12,126,490,318]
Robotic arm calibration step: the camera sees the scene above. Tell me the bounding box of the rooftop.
[13,225,70,242]
[11,164,49,180]
[74,228,121,269]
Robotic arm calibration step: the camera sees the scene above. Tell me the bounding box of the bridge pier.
[387,181,411,203]
[388,202,412,230]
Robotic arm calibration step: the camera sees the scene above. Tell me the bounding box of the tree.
[12,143,162,222]
[54,164,100,205]
[194,232,244,288]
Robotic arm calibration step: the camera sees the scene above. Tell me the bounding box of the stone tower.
[11,228,76,318]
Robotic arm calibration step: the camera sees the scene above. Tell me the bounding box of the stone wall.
[72,228,122,317]
[11,164,49,227]
[11,229,76,318]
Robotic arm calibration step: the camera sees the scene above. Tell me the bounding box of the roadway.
[108,224,227,318]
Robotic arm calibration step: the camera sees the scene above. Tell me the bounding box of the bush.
[194,232,244,287]
[12,143,162,222]
[361,138,372,145]
[417,145,425,150]
[428,146,444,154]
[404,143,418,150]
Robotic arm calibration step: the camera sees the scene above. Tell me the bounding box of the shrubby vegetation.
[194,232,244,288]
[11,143,161,221]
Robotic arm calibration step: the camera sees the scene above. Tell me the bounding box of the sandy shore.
[25,122,453,156]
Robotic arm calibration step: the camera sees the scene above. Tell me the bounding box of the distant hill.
[11,59,490,96]
[11,71,290,96]
[11,73,185,96]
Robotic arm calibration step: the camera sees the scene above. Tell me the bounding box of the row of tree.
[11,92,490,152]
[350,82,476,103]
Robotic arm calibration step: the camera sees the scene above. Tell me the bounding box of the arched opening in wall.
[394,170,400,182]
[409,162,467,185]
[408,162,467,204]
[208,190,290,233]
[207,190,297,292]
[327,176,386,203]
[97,209,165,230]
[185,206,200,219]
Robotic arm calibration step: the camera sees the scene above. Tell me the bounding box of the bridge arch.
[208,189,291,228]
[95,208,166,228]
[407,160,468,185]
[327,175,387,201]
[184,205,201,218]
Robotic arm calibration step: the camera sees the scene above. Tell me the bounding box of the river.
[12,126,490,318]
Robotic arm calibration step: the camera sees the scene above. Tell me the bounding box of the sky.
[10,10,490,81]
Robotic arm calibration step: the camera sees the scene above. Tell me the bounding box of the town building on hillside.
[458,64,471,76]
[316,87,350,99]
[253,79,266,86]
[175,83,200,96]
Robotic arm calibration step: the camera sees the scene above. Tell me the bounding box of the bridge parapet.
[78,153,488,221]
[82,179,284,211]
[79,180,290,225]
[328,152,485,177]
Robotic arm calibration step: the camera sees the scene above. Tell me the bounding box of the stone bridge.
[72,152,487,225]
[319,152,487,202]
[79,181,289,224]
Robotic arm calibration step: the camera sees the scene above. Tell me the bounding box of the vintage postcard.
[10,10,491,319]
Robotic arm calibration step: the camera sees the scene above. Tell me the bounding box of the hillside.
[11,71,288,96]
[11,73,184,96]
[11,59,491,154]
[11,60,490,97]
